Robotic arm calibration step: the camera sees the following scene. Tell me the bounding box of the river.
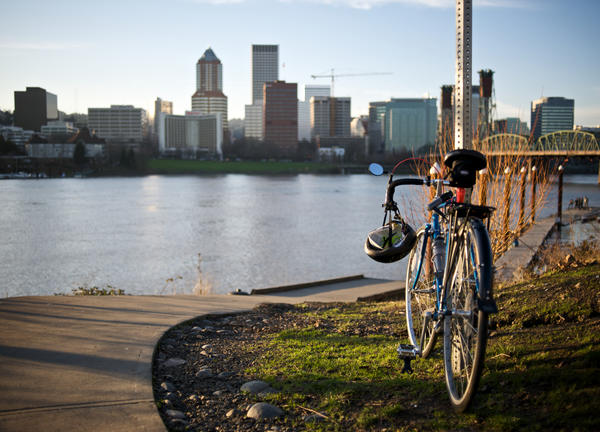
[1,174,598,297]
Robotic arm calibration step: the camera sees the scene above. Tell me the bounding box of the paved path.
[0,278,401,431]
[495,208,594,282]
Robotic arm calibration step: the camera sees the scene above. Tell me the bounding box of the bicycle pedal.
[397,344,417,359]
[478,297,498,314]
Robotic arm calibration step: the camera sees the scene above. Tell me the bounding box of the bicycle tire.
[443,217,492,412]
[405,228,437,358]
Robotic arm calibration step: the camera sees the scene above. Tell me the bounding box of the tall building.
[245,44,279,140]
[383,98,437,152]
[14,87,58,132]
[252,45,279,104]
[310,96,351,139]
[298,85,330,141]
[493,117,529,136]
[88,105,147,143]
[439,85,454,146]
[530,96,574,140]
[154,98,172,135]
[158,112,222,158]
[263,81,298,154]
[191,48,228,131]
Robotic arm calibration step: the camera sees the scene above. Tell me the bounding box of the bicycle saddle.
[443,149,487,188]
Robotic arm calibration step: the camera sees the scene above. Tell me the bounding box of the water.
[1,174,598,298]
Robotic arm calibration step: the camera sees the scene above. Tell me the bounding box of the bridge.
[475,130,600,182]
[478,130,599,156]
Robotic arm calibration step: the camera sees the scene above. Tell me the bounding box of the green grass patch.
[244,264,600,430]
[146,159,341,175]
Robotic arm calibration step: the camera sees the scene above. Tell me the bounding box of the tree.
[73,142,86,165]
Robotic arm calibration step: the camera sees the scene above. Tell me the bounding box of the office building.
[26,127,105,159]
[158,112,222,158]
[263,81,298,154]
[530,96,574,140]
[244,45,279,140]
[310,96,351,139]
[41,121,78,138]
[298,85,330,141]
[383,98,437,152]
[0,126,35,147]
[252,45,278,104]
[88,105,147,143]
[154,98,173,135]
[191,48,228,132]
[14,87,58,132]
[493,117,529,136]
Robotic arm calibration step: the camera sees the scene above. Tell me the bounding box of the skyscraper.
[191,48,228,131]
[298,85,330,141]
[310,96,351,139]
[245,44,279,139]
[252,45,278,104]
[14,87,58,132]
[530,96,574,140]
[263,81,298,155]
[154,97,172,136]
[383,98,438,152]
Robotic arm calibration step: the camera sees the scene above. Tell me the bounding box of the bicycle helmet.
[364,220,416,263]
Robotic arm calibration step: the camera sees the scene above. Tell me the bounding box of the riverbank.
[145,159,345,175]
[153,259,600,431]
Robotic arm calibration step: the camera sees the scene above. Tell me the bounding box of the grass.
[245,264,600,431]
[146,159,341,175]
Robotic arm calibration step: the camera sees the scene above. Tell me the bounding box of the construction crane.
[310,69,393,97]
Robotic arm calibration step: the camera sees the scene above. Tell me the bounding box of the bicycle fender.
[468,218,498,314]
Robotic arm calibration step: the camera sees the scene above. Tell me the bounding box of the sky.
[1,0,599,127]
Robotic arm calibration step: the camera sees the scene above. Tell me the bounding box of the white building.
[244,104,263,139]
[154,98,172,135]
[26,142,103,159]
[41,121,78,137]
[0,126,34,147]
[299,85,330,141]
[310,96,351,138]
[88,105,147,143]
[158,112,222,158]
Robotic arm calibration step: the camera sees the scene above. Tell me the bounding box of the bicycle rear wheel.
[406,228,437,358]
[443,218,492,412]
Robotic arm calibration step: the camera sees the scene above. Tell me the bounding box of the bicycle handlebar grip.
[427,191,454,211]
[385,178,426,205]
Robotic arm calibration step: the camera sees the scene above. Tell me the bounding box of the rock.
[201,344,213,350]
[165,409,186,419]
[304,414,325,423]
[240,380,271,394]
[258,387,280,397]
[160,381,176,392]
[162,399,172,406]
[200,350,210,356]
[195,368,213,378]
[226,408,238,418]
[162,358,186,368]
[213,390,225,396]
[217,371,235,379]
[246,402,283,419]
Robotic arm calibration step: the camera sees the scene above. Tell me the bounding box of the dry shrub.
[528,238,600,277]
[406,133,556,260]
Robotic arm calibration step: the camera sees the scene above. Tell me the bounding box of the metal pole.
[530,165,537,223]
[557,165,564,230]
[454,0,472,151]
[517,166,527,234]
[501,166,512,246]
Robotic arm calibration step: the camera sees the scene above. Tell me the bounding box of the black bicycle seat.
[443,149,487,188]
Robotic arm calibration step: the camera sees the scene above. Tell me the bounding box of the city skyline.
[0,0,599,126]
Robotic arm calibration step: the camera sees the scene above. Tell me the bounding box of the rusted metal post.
[530,165,537,223]
[517,166,527,234]
[478,168,488,206]
[557,165,564,230]
[501,166,512,246]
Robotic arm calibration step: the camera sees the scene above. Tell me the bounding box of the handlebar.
[385,178,426,205]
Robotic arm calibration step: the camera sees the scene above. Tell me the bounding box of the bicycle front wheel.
[443,218,493,412]
[406,228,437,358]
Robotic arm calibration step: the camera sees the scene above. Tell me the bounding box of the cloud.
[0,42,87,51]
[189,0,245,4]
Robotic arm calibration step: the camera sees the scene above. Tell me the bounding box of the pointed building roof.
[198,47,220,63]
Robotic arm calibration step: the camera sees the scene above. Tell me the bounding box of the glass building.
[530,97,574,141]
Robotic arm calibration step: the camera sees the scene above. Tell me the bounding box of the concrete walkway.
[495,208,594,283]
[0,277,401,431]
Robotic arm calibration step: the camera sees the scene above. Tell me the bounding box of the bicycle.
[365,149,498,412]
